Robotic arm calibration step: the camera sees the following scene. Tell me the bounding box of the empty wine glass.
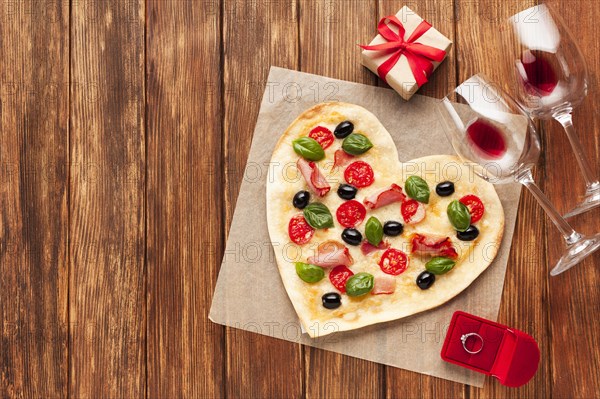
[506,3,600,217]
[437,74,600,276]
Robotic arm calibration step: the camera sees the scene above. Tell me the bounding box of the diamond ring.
[461,332,483,354]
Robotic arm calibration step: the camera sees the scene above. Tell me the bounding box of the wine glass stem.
[554,112,600,191]
[519,171,581,245]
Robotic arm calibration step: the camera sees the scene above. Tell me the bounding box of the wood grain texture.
[146,2,224,398]
[300,0,378,82]
[298,1,384,398]
[455,1,553,398]
[69,1,146,397]
[543,1,600,398]
[0,1,69,398]
[305,348,384,399]
[222,1,303,398]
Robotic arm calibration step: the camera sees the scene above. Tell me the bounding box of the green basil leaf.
[447,200,471,232]
[425,257,456,275]
[365,216,383,246]
[303,203,334,229]
[405,176,430,204]
[292,137,325,161]
[341,133,373,155]
[345,272,374,297]
[295,262,325,283]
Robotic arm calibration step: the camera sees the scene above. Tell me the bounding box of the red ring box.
[441,311,540,387]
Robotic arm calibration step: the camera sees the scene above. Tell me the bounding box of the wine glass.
[437,74,600,276]
[506,3,600,218]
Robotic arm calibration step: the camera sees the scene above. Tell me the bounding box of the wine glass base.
[563,185,600,218]
[550,233,600,276]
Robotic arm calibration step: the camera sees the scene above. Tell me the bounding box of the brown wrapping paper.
[209,67,522,387]
[361,5,453,100]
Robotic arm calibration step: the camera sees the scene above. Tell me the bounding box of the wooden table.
[1,1,599,398]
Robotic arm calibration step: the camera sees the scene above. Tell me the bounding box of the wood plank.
[0,1,69,397]
[146,2,225,397]
[300,0,377,82]
[455,1,552,397]
[222,1,303,397]
[543,1,600,398]
[298,1,383,397]
[69,1,146,397]
[305,348,384,398]
[377,1,462,397]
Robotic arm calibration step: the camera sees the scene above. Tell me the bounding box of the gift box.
[441,311,540,387]
[360,6,452,100]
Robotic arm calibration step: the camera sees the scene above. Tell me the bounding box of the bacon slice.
[410,234,458,259]
[364,184,407,210]
[307,240,354,267]
[297,158,331,197]
[360,240,390,255]
[372,275,396,295]
[332,149,354,170]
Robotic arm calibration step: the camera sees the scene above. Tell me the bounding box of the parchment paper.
[209,67,522,387]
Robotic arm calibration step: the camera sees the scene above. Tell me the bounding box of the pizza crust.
[266,102,504,338]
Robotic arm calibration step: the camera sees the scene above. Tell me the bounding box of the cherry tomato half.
[344,161,374,188]
[309,126,334,149]
[329,265,354,293]
[379,248,409,275]
[336,200,367,228]
[460,194,485,223]
[288,214,315,245]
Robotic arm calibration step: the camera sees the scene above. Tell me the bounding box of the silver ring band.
[461,333,484,354]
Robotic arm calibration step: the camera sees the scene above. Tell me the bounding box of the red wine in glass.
[509,4,600,218]
[520,50,559,97]
[466,119,507,159]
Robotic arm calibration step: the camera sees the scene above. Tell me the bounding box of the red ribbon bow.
[360,15,447,87]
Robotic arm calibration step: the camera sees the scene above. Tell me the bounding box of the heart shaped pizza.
[267,102,504,338]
